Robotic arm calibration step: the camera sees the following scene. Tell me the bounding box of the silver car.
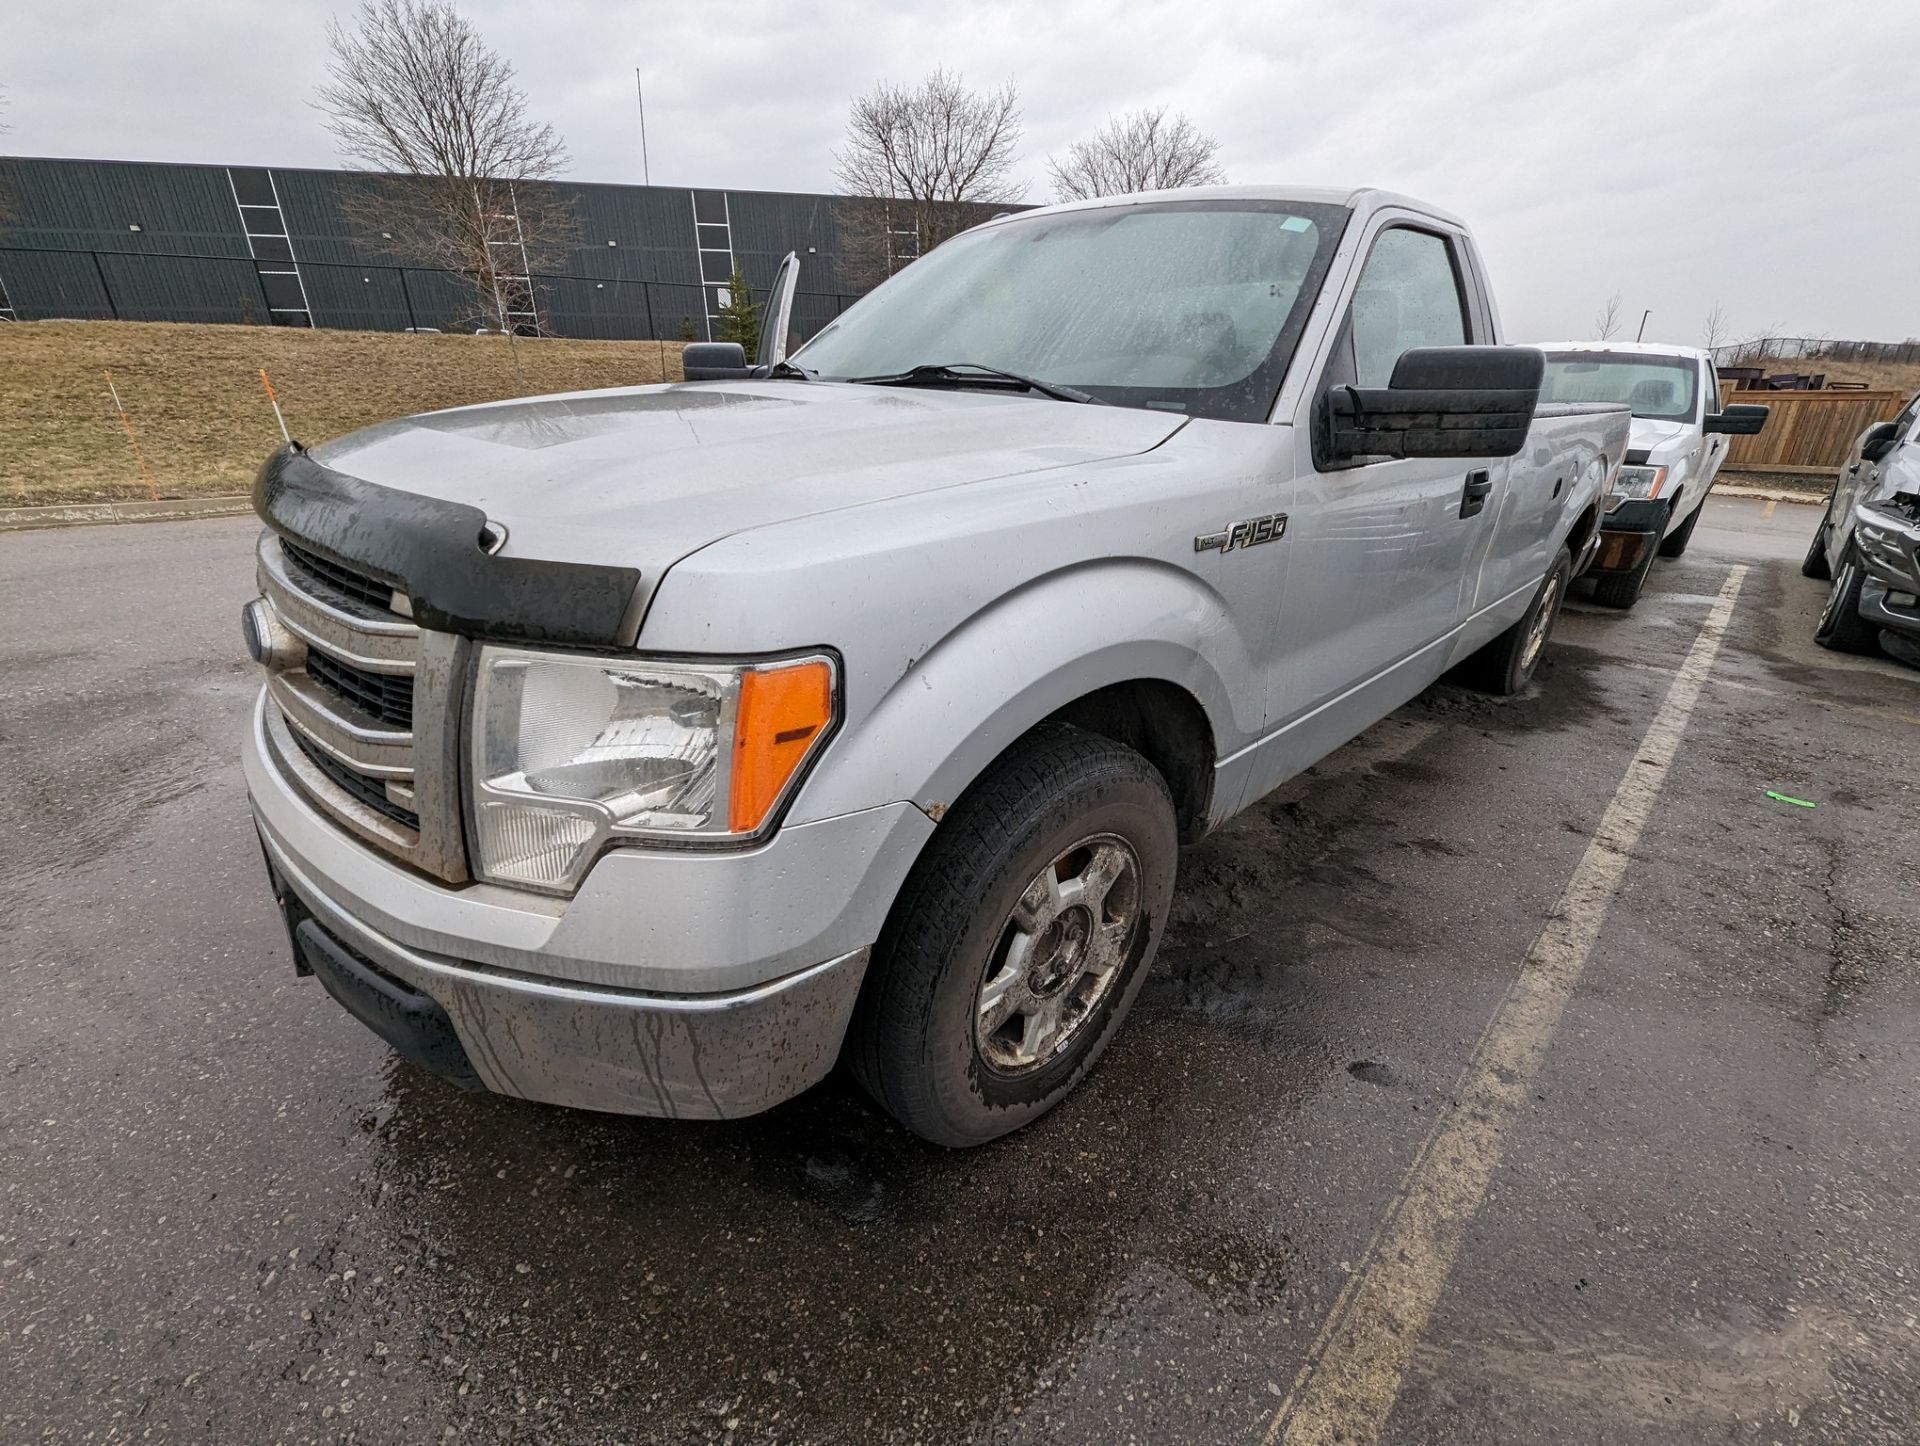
[1804,392,1920,663]
[243,186,1628,1145]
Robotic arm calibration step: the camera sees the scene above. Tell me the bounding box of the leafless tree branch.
[1593,291,1624,341]
[1047,107,1225,201]
[832,69,1025,288]
[314,0,572,335]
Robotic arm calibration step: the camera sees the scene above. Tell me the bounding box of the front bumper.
[1854,500,1920,644]
[1591,497,1663,576]
[245,690,934,1118]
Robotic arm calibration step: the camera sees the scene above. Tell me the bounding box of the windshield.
[794,199,1349,423]
[1540,351,1699,423]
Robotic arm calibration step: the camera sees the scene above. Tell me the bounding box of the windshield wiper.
[846,362,1105,405]
[769,359,815,379]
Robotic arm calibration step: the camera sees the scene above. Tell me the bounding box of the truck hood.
[309,380,1186,578]
[1627,416,1693,458]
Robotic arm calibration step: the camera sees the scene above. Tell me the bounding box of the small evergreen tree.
[713,266,762,357]
[677,315,697,342]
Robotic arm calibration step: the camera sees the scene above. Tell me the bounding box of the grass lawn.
[0,321,685,506]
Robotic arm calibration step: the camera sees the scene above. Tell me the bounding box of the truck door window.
[1702,362,1721,418]
[1349,228,1470,388]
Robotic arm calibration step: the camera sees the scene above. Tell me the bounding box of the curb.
[1715,484,1824,506]
[0,495,254,532]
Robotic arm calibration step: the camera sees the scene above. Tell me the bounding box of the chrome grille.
[252,528,468,882]
[281,540,400,615]
[306,649,415,729]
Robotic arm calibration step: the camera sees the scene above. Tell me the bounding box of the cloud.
[5,0,1914,342]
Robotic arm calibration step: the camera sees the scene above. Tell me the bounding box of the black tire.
[1801,501,1833,580]
[1591,529,1659,610]
[1658,495,1704,558]
[1461,547,1573,695]
[1814,541,1881,655]
[845,724,1177,1147]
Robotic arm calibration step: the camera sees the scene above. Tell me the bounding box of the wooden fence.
[1721,390,1907,476]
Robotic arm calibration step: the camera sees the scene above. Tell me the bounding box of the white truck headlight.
[1607,464,1668,510]
[470,647,837,892]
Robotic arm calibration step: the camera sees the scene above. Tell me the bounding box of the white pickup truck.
[243,185,1630,1145]
[1535,342,1768,607]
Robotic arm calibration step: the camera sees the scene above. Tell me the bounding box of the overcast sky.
[7,0,1915,344]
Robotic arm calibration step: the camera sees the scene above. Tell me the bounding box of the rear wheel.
[1462,548,1572,695]
[1801,501,1834,580]
[845,724,1178,1147]
[1814,541,1880,654]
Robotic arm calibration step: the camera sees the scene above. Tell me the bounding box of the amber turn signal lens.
[729,659,835,832]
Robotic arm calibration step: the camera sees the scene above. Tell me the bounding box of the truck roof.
[1533,340,1713,362]
[976,183,1468,232]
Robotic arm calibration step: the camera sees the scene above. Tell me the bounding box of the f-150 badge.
[1195,513,1288,554]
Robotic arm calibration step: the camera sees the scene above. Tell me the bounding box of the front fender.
[791,560,1250,826]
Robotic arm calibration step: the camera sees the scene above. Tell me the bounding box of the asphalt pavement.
[2,495,1916,1444]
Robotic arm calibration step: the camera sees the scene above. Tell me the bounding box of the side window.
[1702,363,1721,416]
[1349,228,1470,388]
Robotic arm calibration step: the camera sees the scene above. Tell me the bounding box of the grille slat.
[288,726,420,831]
[305,649,415,730]
[281,540,398,616]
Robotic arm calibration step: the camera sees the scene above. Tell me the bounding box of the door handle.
[1459,470,1492,519]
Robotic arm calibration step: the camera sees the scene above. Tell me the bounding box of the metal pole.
[635,69,653,186]
[1636,309,1651,342]
[398,267,418,331]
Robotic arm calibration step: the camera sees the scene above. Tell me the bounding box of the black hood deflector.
[253,445,642,647]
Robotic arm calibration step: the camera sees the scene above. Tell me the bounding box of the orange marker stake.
[259,368,290,444]
[104,370,160,501]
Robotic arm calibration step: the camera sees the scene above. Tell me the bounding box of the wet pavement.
[2,496,1916,1444]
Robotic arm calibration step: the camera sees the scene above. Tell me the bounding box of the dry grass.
[0,321,685,506]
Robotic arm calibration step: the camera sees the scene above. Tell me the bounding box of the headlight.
[470,648,837,892]
[1607,464,1668,510]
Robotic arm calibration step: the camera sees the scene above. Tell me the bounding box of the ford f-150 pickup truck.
[243,185,1630,1146]
[1535,343,1768,609]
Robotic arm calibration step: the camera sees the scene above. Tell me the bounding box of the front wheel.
[1658,493,1705,558]
[1814,542,1881,654]
[1461,548,1572,695]
[1801,502,1834,581]
[845,724,1178,1147]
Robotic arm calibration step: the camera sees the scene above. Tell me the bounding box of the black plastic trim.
[254,445,642,647]
[293,915,484,1090]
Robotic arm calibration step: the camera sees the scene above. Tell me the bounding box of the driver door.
[1274,222,1490,737]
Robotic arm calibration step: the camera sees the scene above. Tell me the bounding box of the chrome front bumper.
[245,690,934,1119]
[261,825,868,1118]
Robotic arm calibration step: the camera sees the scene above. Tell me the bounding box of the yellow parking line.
[1262,564,1750,1446]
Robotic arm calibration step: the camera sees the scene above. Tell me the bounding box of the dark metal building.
[0,155,960,342]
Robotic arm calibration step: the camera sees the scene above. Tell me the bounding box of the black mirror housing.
[682,341,751,380]
[1704,403,1769,436]
[1325,346,1544,463]
[1861,420,1902,463]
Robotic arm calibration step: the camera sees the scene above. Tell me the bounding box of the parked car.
[1803,392,1920,664]
[1533,342,1767,608]
[242,186,1630,1146]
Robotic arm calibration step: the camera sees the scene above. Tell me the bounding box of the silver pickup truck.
[243,185,1629,1146]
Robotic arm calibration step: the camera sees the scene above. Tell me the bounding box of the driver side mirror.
[681,341,752,381]
[1324,346,1543,463]
[1861,420,1902,463]
[1704,404,1769,436]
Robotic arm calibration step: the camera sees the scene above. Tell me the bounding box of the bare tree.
[1593,291,1624,341]
[832,69,1024,288]
[1047,107,1225,201]
[314,0,573,336]
[1701,301,1729,353]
